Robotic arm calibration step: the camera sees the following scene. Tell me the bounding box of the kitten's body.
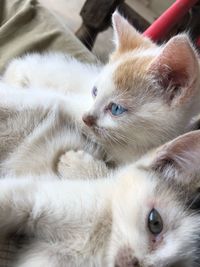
[1,130,200,267]
[3,12,200,165]
[3,53,101,97]
[0,83,109,177]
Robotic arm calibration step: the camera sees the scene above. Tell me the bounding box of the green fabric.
[0,0,96,73]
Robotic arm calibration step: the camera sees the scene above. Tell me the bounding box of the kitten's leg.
[0,178,40,239]
[0,178,63,240]
[0,83,64,174]
[0,84,96,176]
[0,81,63,111]
[0,177,106,267]
[2,55,46,89]
[16,242,62,267]
[16,241,77,267]
[2,53,100,95]
[0,176,99,236]
[57,150,109,179]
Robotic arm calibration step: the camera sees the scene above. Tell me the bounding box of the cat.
[0,130,200,267]
[3,11,200,166]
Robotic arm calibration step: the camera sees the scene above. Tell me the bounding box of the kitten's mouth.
[91,126,106,137]
[92,126,102,135]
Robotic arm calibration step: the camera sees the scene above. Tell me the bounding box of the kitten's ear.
[112,11,153,53]
[150,130,200,185]
[149,35,199,105]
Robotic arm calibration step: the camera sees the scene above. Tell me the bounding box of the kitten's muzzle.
[114,257,140,267]
[82,114,97,127]
[114,247,140,267]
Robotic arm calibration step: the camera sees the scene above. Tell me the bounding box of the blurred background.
[39,0,175,61]
[39,0,200,62]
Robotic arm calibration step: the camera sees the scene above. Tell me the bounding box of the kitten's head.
[108,130,200,267]
[82,12,200,162]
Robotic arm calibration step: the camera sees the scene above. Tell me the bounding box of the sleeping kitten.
[3,12,200,166]
[1,130,200,267]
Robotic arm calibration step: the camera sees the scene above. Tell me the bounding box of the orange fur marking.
[113,56,154,92]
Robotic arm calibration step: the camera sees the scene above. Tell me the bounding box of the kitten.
[1,130,200,267]
[3,12,200,166]
[82,13,200,164]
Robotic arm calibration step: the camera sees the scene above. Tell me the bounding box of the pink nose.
[115,257,140,267]
[82,115,97,127]
[114,247,140,267]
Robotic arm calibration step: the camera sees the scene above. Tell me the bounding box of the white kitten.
[1,130,200,267]
[3,12,200,166]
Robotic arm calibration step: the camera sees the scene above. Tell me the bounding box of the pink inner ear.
[112,11,154,52]
[112,11,139,51]
[172,137,200,174]
[149,35,198,90]
[152,130,200,183]
[112,11,124,36]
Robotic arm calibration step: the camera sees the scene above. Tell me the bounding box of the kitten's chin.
[85,124,115,144]
[92,126,104,136]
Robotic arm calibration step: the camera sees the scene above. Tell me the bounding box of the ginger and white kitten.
[1,130,200,267]
[3,12,200,165]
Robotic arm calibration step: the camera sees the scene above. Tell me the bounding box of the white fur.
[0,12,200,267]
[0,80,92,122]
[3,53,101,96]
[0,153,199,267]
[0,81,109,177]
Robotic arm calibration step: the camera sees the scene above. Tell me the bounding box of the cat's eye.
[147,208,163,235]
[109,103,127,116]
[92,86,98,98]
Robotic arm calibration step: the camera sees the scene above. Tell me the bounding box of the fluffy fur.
[0,82,110,177]
[1,13,200,266]
[1,130,200,267]
[3,12,200,165]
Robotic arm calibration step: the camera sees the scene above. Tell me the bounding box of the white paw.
[57,150,95,179]
[59,150,94,167]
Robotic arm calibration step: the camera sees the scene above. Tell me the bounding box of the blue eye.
[148,208,163,235]
[92,86,98,98]
[110,103,127,116]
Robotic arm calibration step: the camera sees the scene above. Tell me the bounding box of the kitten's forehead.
[115,167,181,209]
[95,64,116,96]
[112,49,159,92]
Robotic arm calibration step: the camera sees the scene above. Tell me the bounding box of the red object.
[197,36,200,47]
[143,0,198,42]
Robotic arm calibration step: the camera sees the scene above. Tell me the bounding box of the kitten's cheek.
[99,116,118,129]
[151,234,164,251]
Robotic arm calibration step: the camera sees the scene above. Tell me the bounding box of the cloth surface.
[0,0,96,73]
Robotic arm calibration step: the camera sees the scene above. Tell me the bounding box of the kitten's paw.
[57,150,108,180]
[57,150,96,179]
[59,150,94,166]
[3,61,30,89]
